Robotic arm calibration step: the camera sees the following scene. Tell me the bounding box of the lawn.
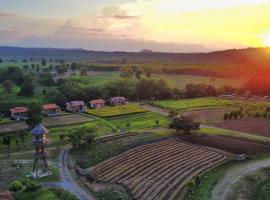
[158,74,244,90]
[108,112,169,132]
[152,98,243,111]
[86,104,147,117]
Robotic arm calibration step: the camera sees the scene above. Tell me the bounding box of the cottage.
[109,97,128,106]
[65,101,86,112]
[42,104,61,116]
[10,106,28,120]
[89,99,106,109]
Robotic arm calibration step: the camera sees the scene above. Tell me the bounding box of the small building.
[89,99,106,109]
[109,97,128,106]
[10,106,28,120]
[42,104,61,116]
[66,101,86,112]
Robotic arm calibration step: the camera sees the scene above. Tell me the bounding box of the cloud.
[113,15,139,20]
[0,12,16,18]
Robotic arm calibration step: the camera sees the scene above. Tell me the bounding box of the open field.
[152,98,243,111]
[88,140,228,200]
[0,114,93,134]
[107,112,169,131]
[158,74,245,89]
[214,118,270,137]
[181,107,235,124]
[86,104,146,117]
[180,135,270,154]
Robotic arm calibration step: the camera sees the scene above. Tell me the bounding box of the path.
[45,146,95,200]
[211,159,270,200]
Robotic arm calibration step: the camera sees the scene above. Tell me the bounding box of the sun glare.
[263,35,270,46]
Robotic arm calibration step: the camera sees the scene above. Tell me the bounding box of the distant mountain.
[140,49,154,53]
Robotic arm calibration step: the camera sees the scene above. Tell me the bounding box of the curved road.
[211,159,270,200]
[45,146,95,200]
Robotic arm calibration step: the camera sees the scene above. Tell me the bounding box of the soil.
[214,118,270,137]
[179,135,270,154]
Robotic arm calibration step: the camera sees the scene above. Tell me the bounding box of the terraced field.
[88,140,228,200]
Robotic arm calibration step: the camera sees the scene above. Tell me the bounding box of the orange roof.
[10,106,28,114]
[90,99,105,104]
[42,104,59,110]
[0,191,14,200]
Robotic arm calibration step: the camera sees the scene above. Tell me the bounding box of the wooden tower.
[31,124,51,178]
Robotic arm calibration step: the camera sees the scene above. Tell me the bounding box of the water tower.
[31,123,51,178]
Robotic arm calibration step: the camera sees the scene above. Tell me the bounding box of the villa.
[66,101,87,112]
[89,99,106,109]
[109,97,128,106]
[42,104,61,116]
[10,106,28,120]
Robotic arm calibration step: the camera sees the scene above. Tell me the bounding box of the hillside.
[1,46,270,77]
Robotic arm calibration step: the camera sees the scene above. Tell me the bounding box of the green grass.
[108,112,169,132]
[184,160,236,200]
[66,72,119,86]
[96,188,128,200]
[152,98,243,111]
[158,74,244,90]
[86,104,147,117]
[14,189,58,200]
[198,127,270,143]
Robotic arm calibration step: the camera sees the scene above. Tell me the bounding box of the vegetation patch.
[152,98,242,111]
[108,112,169,131]
[86,104,147,117]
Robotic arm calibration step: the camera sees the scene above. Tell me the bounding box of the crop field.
[158,74,245,89]
[0,114,93,134]
[180,135,270,154]
[89,140,228,200]
[108,112,169,131]
[86,104,146,117]
[152,98,243,111]
[214,118,270,137]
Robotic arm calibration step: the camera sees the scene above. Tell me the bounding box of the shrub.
[24,180,42,191]
[49,188,78,200]
[9,180,23,192]
[223,113,229,121]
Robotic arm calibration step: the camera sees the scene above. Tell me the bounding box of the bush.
[223,113,229,120]
[24,179,42,191]
[9,180,23,192]
[49,187,78,200]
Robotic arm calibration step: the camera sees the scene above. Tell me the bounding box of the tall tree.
[20,76,34,96]
[41,58,47,66]
[26,103,42,129]
[169,115,200,134]
[2,80,15,93]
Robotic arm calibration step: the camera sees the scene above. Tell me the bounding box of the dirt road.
[45,147,96,200]
[211,159,270,200]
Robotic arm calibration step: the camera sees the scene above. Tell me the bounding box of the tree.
[169,110,178,118]
[41,58,47,66]
[0,58,3,63]
[169,115,200,134]
[134,67,143,79]
[20,76,34,96]
[2,80,15,93]
[2,135,11,158]
[26,103,42,129]
[119,66,134,79]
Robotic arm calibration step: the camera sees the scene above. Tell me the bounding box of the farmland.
[152,98,243,111]
[88,140,228,200]
[214,118,270,137]
[86,104,146,117]
[158,74,244,89]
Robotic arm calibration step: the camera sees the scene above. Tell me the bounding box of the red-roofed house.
[89,99,106,109]
[65,101,86,112]
[109,97,128,106]
[42,104,61,116]
[10,106,28,120]
[0,191,14,200]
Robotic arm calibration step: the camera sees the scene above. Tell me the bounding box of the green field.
[152,98,243,111]
[86,104,146,117]
[108,112,169,131]
[159,74,245,89]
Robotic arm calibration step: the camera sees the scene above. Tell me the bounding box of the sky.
[1,0,270,52]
